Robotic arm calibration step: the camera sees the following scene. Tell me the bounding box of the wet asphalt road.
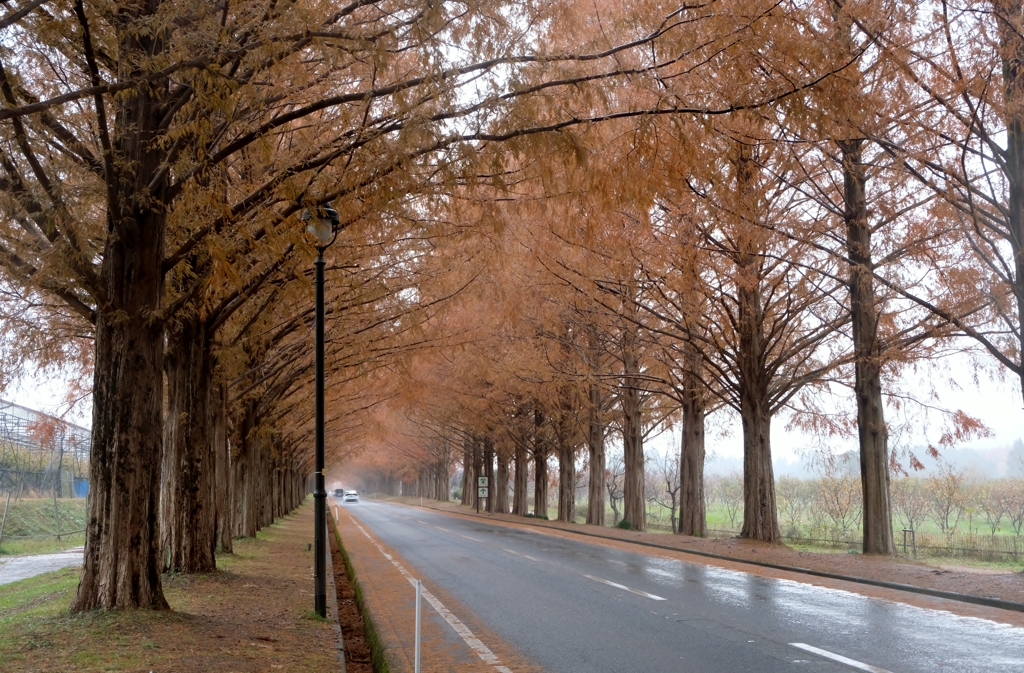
[342,499,1024,673]
[0,547,83,586]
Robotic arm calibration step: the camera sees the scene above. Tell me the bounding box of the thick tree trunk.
[70,0,174,613]
[71,207,168,610]
[162,318,218,573]
[733,146,780,543]
[531,409,548,518]
[471,437,482,509]
[513,438,529,516]
[585,386,606,526]
[994,0,1024,407]
[460,436,472,506]
[495,449,510,514]
[839,139,895,555]
[232,402,258,538]
[73,271,168,609]
[212,383,232,554]
[678,343,707,537]
[739,396,778,541]
[586,322,607,526]
[621,322,646,531]
[557,437,575,523]
[533,450,548,518]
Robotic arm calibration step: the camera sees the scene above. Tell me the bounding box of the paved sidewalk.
[0,547,83,586]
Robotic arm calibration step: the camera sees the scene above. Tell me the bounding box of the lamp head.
[301,202,341,246]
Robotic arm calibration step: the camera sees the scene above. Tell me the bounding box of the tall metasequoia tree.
[494,434,511,514]
[732,142,780,542]
[618,282,648,531]
[512,404,532,516]
[677,339,707,536]
[553,382,582,523]
[585,321,611,526]
[842,0,1024,413]
[797,0,897,556]
[532,407,550,518]
[679,122,849,543]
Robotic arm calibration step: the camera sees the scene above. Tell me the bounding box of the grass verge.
[0,498,88,556]
[0,503,336,672]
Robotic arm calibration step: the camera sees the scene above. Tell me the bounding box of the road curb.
[396,499,1024,616]
[325,511,347,673]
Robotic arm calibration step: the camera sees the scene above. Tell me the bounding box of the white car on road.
[343,490,359,503]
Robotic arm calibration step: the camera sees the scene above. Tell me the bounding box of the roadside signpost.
[477,476,488,514]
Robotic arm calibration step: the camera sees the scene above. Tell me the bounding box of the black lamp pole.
[314,246,327,618]
[304,202,340,620]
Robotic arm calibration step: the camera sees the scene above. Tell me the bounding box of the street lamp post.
[303,202,340,619]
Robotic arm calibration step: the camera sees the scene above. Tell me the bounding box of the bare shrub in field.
[718,474,744,531]
[606,451,626,527]
[816,471,862,542]
[776,476,814,537]
[891,477,930,534]
[1005,479,1024,537]
[928,462,971,538]
[647,453,681,533]
[977,480,1011,535]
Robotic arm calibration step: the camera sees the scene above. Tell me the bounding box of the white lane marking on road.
[503,549,539,562]
[349,516,514,673]
[459,534,482,542]
[434,526,452,533]
[790,643,893,673]
[583,574,666,601]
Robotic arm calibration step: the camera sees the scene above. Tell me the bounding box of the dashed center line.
[584,575,666,601]
[349,516,514,673]
[459,534,483,542]
[434,526,452,533]
[503,548,540,562]
[790,643,893,673]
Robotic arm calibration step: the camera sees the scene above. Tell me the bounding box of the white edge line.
[348,515,511,671]
[503,548,540,562]
[790,643,893,673]
[584,574,666,601]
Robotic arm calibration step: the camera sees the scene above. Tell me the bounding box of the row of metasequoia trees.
[345,0,1022,554]
[0,0,1021,610]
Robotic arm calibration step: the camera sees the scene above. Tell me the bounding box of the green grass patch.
[0,498,88,556]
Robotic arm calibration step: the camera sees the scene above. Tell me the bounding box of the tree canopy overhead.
[0,0,1020,610]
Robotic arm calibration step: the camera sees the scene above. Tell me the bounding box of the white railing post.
[415,579,422,673]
